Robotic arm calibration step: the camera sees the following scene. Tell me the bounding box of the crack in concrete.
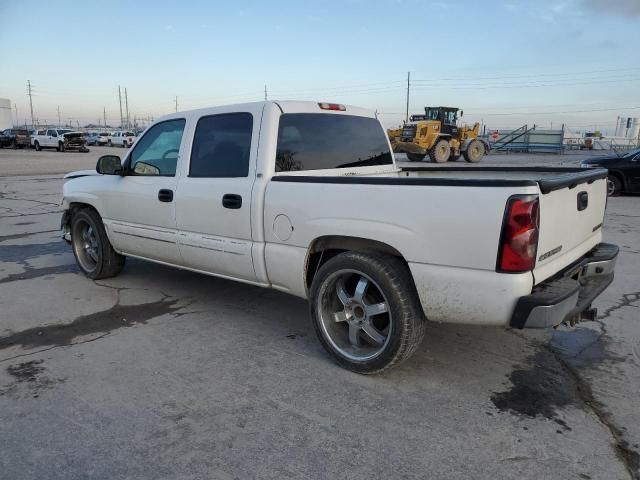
[548,345,640,479]
[0,229,60,243]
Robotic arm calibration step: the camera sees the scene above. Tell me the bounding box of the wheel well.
[305,236,407,289]
[63,202,99,227]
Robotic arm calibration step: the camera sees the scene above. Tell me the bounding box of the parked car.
[32,128,89,152]
[84,132,100,146]
[61,100,617,373]
[0,128,31,149]
[581,148,640,196]
[96,132,111,145]
[110,131,137,148]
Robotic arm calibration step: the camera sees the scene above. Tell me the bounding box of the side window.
[129,118,185,176]
[189,113,253,178]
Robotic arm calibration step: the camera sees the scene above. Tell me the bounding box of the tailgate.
[533,175,608,283]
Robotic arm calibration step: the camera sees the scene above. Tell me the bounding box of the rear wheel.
[463,139,485,162]
[310,252,426,374]
[429,139,451,163]
[58,142,65,152]
[11,140,17,149]
[607,174,622,196]
[71,208,125,279]
[108,139,112,147]
[406,153,426,162]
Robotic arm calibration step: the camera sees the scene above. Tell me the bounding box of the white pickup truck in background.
[61,101,618,373]
[109,131,137,148]
[33,128,89,152]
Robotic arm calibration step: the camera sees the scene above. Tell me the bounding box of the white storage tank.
[0,98,12,130]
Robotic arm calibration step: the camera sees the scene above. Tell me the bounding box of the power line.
[118,86,124,128]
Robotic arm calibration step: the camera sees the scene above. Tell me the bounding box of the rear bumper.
[510,242,618,329]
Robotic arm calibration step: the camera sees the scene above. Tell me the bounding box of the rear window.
[275,114,392,172]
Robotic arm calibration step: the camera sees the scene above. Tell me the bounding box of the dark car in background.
[582,148,640,196]
[0,128,31,149]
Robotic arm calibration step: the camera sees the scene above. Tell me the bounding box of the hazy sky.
[1,0,639,133]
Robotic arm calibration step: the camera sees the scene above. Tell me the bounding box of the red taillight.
[497,195,539,272]
[318,102,346,111]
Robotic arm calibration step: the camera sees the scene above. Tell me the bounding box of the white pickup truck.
[61,101,618,373]
[33,128,88,152]
[109,131,137,148]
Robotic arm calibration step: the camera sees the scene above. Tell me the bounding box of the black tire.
[11,140,17,149]
[406,153,426,162]
[71,208,125,280]
[34,141,41,151]
[429,139,451,163]
[607,174,623,197]
[310,251,426,374]
[463,139,485,162]
[450,154,461,162]
[58,142,65,152]
[108,140,112,147]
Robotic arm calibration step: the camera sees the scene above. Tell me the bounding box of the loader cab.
[424,107,459,137]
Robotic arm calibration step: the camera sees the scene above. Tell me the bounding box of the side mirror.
[460,110,464,117]
[96,155,123,175]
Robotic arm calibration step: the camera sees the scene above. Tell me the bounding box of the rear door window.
[275,114,392,172]
[189,113,253,178]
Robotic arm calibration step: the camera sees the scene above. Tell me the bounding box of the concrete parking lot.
[1,148,639,479]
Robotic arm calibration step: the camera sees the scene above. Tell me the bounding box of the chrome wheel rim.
[73,219,99,272]
[607,179,615,196]
[317,269,392,361]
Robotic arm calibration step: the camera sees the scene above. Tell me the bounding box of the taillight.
[497,195,539,272]
[318,102,346,111]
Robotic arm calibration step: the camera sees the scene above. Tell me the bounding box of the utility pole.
[405,72,410,124]
[125,88,130,129]
[103,107,107,128]
[57,106,61,126]
[27,80,35,127]
[118,86,124,128]
[264,85,268,101]
[13,103,18,126]
[175,96,178,112]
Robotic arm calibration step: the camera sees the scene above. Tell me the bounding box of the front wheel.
[310,252,426,374]
[607,174,622,196]
[429,139,451,163]
[34,141,41,151]
[71,208,126,279]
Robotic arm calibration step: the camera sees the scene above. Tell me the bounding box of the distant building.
[0,98,12,130]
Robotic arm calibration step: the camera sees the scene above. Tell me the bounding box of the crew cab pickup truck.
[61,101,618,373]
[33,128,89,152]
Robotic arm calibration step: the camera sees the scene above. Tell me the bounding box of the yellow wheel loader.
[388,106,489,163]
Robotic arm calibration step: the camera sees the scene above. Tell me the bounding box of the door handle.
[158,189,174,203]
[222,194,242,209]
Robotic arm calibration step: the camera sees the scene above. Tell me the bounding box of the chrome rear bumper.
[510,243,618,329]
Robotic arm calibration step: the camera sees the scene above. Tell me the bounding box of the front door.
[100,118,187,266]
[175,110,259,282]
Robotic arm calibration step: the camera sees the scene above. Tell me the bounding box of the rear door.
[533,177,608,283]
[175,108,260,282]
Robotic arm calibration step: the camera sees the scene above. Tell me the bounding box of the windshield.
[58,129,72,134]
